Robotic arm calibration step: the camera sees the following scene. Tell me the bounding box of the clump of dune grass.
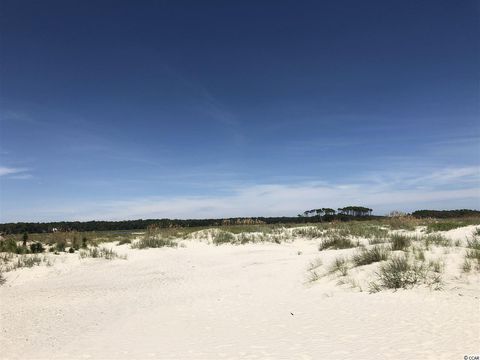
[131,225,177,249]
[292,227,326,239]
[333,222,389,240]
[0,271,5,285]
[428,258,444,273]
[389,234,413,251]
[462,259,472,273]
[2,254,53,271]
[352,245,390,267]
[329,256,349,276]
[305,258,324,283]
[464,237,480,271]
[337,276,362,291]
[319,233,358,251]
[423,234,451,248]
[132,237,176,249]
[213,231,236,245]
[79,247,126,260]
[370,254,443,292]
[411,246,426,261]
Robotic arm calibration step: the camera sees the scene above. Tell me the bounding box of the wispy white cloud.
[5,165,478,222]
[0,166,28,177]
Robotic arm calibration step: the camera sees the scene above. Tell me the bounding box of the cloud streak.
[0,166,28,177]
[3,165,478,222]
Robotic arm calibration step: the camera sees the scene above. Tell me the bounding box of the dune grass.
[212,231,236,245]
[329,257,349,276]
[79,247,126,260]
[352,246,390,267]
[319,233,358,250]
[390,234,413,251]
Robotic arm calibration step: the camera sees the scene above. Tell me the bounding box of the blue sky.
[1,0,479,222]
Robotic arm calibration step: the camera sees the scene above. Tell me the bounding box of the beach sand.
[1,226,479,359]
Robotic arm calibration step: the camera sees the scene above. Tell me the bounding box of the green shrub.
[352,246,390,267]
[0,238,18,253]
[29,242,45,254]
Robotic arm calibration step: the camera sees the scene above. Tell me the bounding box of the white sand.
[1,226,479,359]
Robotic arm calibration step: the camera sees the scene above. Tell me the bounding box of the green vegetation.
[2,254,52,272]
[412,209,480,218]
[352,246,390,266]
[372,255,442,291]
[464,236,480,271]
[423,234,451,248]
[318,233,358,250]
[131,225,177,249]
[212,231,236,245]
[390,234,413,251]
[329,257,349,276]
[79,247,126,260]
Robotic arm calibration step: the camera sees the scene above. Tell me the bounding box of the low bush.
[29,242,45,254]
[0,238,18,253]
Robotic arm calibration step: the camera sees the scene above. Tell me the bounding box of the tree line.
[0,214,379,234]
[1,208,477,234]
[411,209,480,218]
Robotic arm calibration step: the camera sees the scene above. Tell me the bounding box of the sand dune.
[1,227,479,359]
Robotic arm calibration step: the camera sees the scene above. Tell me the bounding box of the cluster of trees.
[411,209,480,218]
[301,208,336,217]
[300,206,373,217]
